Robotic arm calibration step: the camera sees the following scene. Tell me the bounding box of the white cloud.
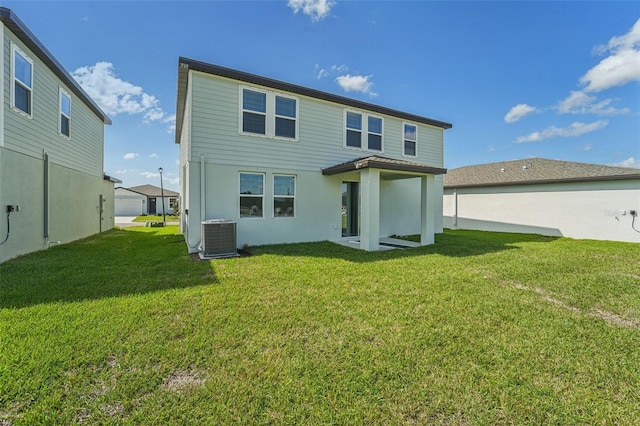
[164,113,176,133]
[115,169,127,174]
[72,62,166,122]
[123,152,139,160]
[149,153,159,159]
[316,64,348,79]
[583,143,593,151]
[613,157,640,168]
[557,90,630,116]
[504,103,538,123]
[140,171,160,179]
[288,0,335,22]
[335,74,377,96]
[515,120,608,143]
[316,68,329,79]
[580,18,640,92]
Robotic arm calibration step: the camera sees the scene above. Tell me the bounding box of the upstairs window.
[275,96,297,138]
[345,111,362,148]
[273,175,295,218]
[59,89,71,137]
[345,110,383,152]
[240,87,298,140]
[242,89,267,135]
[12,44,33,116]
[239,173,264,218]
[367,116,383,151]
[403,123,417,157]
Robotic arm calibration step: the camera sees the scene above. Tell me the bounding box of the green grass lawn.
[132,215,179,222]
[1,227,639,424]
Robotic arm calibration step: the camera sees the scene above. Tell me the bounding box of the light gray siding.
[0,21,112,263]
[2,27,104,177]
[188,72,444,171]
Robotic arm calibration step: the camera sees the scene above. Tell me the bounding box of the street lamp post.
[158,167,166,223]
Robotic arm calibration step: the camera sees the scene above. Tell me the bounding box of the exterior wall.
[2,26,105,177]
[443,180,640,243]
[188,71,444,171]
[150,196,176,216]
[0,148,114,262]
[179,70,446,250]
[0,23,112,263]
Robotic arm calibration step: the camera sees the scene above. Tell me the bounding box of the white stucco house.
[175,57,452,252]
[115,185,178,216]
[443,158,640,243]
[0,8,116,264]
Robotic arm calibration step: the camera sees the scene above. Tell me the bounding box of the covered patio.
[323,156,447,251]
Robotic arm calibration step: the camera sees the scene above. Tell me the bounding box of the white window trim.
[239,172,265,219]
[273,93,299,141]
[239,86,299,142]
[59,87,71,139]
[366,114,384,152]
[239,86,268,138]
[343,109,384,153]
[273,174,296,219]
[11,43,34,118]
[344,110,363,150]
[402,122,418,158]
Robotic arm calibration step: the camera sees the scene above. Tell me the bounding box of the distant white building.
[115,185,179,216]
[443,158,640,243]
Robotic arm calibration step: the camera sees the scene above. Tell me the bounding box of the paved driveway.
[114,216,142,228]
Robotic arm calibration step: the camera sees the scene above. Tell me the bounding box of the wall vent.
[200,219,238,259]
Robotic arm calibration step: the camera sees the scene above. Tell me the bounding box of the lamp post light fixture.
[158,167,166,223]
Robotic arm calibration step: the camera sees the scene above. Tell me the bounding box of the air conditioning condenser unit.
[200,219,239,259]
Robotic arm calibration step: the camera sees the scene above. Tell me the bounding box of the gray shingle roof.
[127,184,179,197]
[444,158,640,189]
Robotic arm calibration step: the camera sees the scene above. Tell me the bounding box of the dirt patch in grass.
[161,370,207,393]
[591,309,640,328]
[507,281,639,329]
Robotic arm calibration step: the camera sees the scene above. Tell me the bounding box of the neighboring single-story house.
[0,8,115,264]
[443,158,640,243]
[115,184,179,216]
[175,57,452,252]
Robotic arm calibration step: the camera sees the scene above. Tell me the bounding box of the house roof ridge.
[444,157,640,188]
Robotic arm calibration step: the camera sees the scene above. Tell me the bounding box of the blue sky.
[6,0,639,191]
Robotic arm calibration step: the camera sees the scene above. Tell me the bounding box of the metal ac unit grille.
[201,220,238,258]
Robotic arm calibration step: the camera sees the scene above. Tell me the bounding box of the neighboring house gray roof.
[0,8,111,125]
[323,155,447,176]
[175,57,453,144]
[444,158,640,189]
[125,185,179,197]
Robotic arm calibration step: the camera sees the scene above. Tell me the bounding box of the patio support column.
[420,174,435,245]
[360,168,380,251]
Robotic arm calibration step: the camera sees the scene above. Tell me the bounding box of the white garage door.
[115,199,144,216]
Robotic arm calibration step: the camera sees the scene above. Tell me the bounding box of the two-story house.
[0,8,115,263]
[175,57,452,253]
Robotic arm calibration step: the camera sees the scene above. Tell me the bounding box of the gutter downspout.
[453,189,458,228]
[200,154,205,222]
[43,151,49,240]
